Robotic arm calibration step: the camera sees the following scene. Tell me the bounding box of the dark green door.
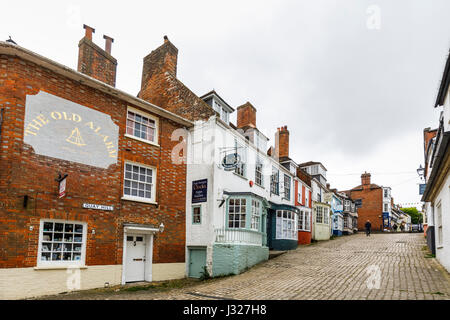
[188,248,207,278]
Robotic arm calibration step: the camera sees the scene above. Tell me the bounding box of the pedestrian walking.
[365,220,372,237]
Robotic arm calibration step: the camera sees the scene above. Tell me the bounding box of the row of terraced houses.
[0,26,404,299]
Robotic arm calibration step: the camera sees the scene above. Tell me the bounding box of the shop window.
[315,206,323,223]
[276,210,297,240]
[39,220,86,266]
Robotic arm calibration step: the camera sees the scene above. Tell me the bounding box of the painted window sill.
[232,172,248,180]
[124,133,160,148]
[437,246,444,249]
[121,196,158,205]
[34,265,88,270]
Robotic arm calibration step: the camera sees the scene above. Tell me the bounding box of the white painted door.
[125,235,146,282]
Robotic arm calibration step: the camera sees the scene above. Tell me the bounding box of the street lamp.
[417,165,425,180]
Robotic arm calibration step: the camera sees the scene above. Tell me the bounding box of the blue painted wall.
[212,244,269,276]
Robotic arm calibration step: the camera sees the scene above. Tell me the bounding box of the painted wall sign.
[82,203,114,211]
[355,199,362,208]
[192,179,208,203]
[24,91,119,168]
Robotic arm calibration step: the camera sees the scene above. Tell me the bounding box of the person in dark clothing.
[365,220,372,237]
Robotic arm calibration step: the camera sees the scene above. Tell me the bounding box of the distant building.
[345,172,397,232]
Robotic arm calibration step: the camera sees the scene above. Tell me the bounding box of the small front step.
[269,250,287,260]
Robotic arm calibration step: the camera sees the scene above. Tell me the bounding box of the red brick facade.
[0,41,189,269]
[346,173,383,231]
[236,102,257,129]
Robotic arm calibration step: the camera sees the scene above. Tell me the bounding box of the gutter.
[0,41,193,128]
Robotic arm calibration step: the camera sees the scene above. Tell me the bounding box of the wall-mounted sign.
[419,184,426,195]
[24,91,119,169]
[221,153,240,171]
[58,177,67,199]
[192,179,207,203]
[355,199,362,208]
[323,192,333,203]
[82,203,114,211]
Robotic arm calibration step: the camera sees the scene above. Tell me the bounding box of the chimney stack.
[361,172,371,186]
[139,36,178,101]
[236,102,257,129]
[103,35,114,54]
[77,25,117,87]
[275,126,289,160]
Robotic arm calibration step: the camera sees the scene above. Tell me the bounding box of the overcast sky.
[1,0,449,209]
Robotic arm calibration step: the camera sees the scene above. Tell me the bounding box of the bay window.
[315,206,323,223]
[276,210,297,240]
[228,198,247,228]
[251,199,261,231]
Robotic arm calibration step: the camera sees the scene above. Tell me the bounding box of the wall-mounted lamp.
[159,223,165,233]
[417,164,425,181]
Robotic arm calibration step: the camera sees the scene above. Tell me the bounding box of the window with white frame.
[298,184,302,204]
[271,166,279,195]
[344,200,350,211]
[255,158,263,187]
[276,210,297,240]
[324,207,329,224]
[192,206,201,224]
[298,210,311,232]
[315,206,323,223]
[123,163,156,202]
[344,217,349,228]
[384,203,388,212]
[234,141,246,178]
[126,108,157,144]
[305,190,309,207]
[437,203,443,246]
[384,189,389,198]
[284,174,291,200]
[38,220,86,265]
[228,198,247,228]
[251,199,261,231]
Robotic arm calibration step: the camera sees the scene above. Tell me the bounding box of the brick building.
[0,26,192,299]
[344,172,395,232]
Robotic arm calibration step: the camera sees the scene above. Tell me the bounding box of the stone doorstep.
[269,250,287,260]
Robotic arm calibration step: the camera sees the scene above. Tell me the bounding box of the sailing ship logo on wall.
[66,128,86,147]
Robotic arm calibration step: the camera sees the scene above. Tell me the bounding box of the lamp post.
[417,165,425,181]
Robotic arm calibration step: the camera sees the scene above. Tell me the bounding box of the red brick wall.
[77,37,117,87]
[275,126,289,159]
[0,53,186,268]
[138,39,214,122]
[236,102,257,129]
[349,187,383,231]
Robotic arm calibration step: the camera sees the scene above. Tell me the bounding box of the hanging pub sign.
[221,153,240,171]
[192,179,208,203]
[58,176,67,199]
[419,184,426,195]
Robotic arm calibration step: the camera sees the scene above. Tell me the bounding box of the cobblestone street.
[46,233,450,300]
